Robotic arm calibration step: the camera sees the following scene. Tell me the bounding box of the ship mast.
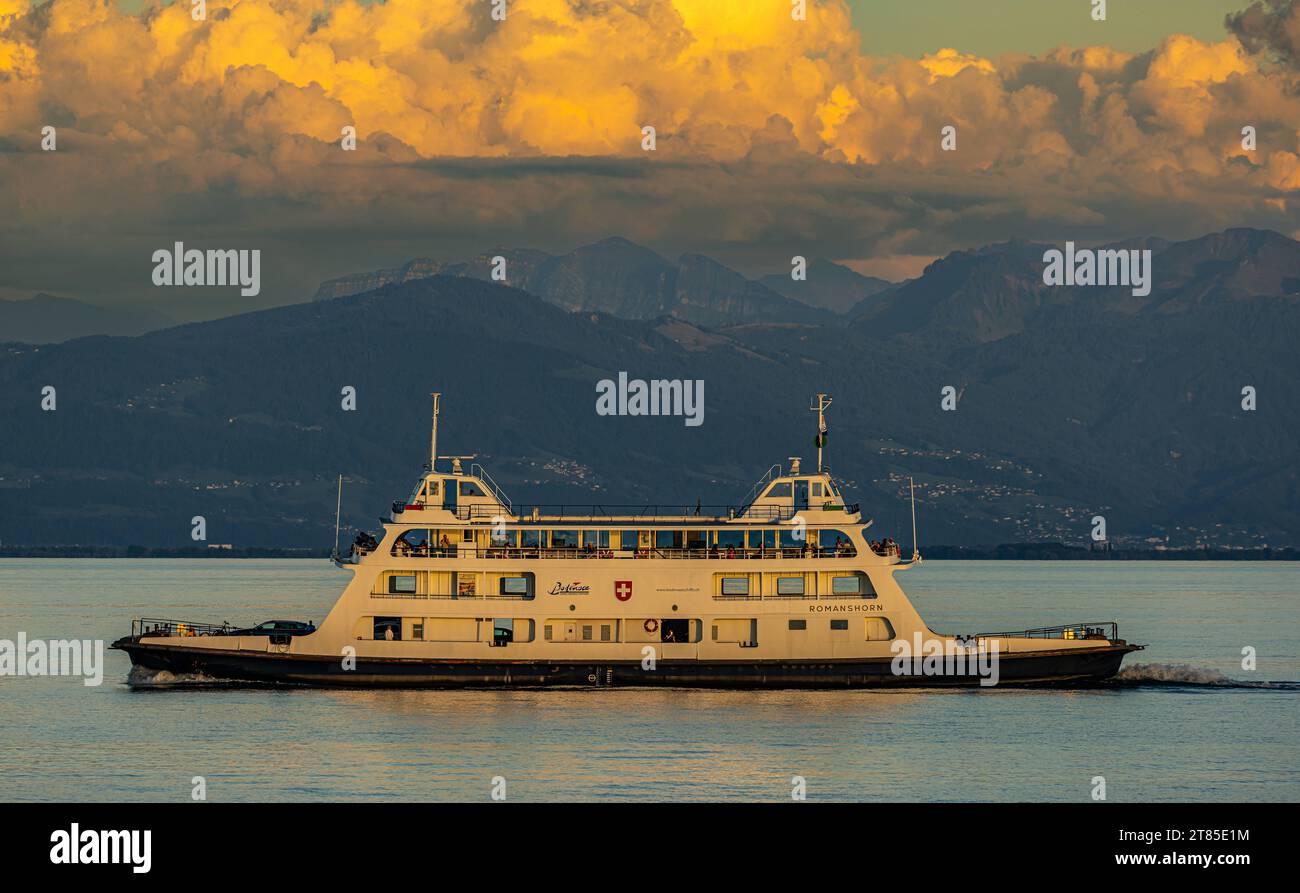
[429,392,441,473]
[810,393,832,473]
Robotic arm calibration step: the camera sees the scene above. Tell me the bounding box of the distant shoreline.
[0,543,1295,560]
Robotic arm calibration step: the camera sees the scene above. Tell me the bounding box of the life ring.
[643,618,659,634]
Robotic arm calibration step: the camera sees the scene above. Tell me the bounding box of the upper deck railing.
[448,502,858,523]
[452,503,800,522]
[969,622,1121,643]
[385,543,883,560]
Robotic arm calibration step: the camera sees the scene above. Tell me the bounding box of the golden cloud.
[0,0,1296,303]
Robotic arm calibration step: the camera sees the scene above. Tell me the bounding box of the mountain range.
[0,227,1296,549]
[0,294,170,344]
[312,237,886,326]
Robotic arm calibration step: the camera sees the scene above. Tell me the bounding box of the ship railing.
[370,592,535,600]
[131,617,237,638]
[711,593,877,601]
[970,622,1119,643]
[462,546,857,560]
[739,464,783,509]
[457,504,747,522]
[470,464,512,513]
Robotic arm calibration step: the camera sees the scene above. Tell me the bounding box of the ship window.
[411,621,425,640]
[462,529,473,542]
[660,619,690,643]
[811,482,825,498]
[374,617,401,641]
[544,624,553,641]
[582,624,593,641]
[460,481,486,498]
[500,576,530,597]
[685,530,707,550]
[721,577,750,596]
[776,576,805,595]
[865,618,896,641]
[764,482,793,498]
[491,527,515,546]
[830,619,849,631]
[601,624,612,642]
[493,618,514,646]
[788,619,807,631]
[824,530,857,556]
[550,530,579,548]
[831,575,862,595]
[779,528,805,549]
[655,530,684,550]
[388,574,417,594]
[616,530,639,550]
[583,530,611,549]
[392,530,428,557]
[520,529,542,548]
[716,529,744,548]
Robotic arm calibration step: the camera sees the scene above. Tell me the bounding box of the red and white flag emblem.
[614,580,633,602]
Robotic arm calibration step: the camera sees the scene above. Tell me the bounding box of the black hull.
[113,639,1138,688]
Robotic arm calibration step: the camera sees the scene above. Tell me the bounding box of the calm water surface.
[0,559,1296,802]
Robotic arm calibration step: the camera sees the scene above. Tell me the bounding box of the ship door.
[562,621,579,642]
[443,478,457,513]
[794,480,810,510]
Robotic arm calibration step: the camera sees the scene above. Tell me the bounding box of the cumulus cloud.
[0,0,1296,309]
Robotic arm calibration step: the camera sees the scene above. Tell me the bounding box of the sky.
[1,0,1298,318]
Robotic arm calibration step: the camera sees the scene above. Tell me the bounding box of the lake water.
[0,559,1296,802]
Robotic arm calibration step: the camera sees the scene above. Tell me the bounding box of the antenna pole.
[430,392,441,473]
[811,393,832,473]
[333,474,343,560]
[909,476,919,562]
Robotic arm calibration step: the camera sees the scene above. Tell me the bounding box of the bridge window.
[460,480,486,498]
[764,482,793,498]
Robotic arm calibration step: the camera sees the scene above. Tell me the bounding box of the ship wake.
[126,666,234,688]
[1112,662,1298,690]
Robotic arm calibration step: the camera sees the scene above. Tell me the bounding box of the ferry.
[113,394,1143,687]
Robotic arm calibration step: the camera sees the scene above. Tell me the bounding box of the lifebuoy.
[643,618,659,634]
